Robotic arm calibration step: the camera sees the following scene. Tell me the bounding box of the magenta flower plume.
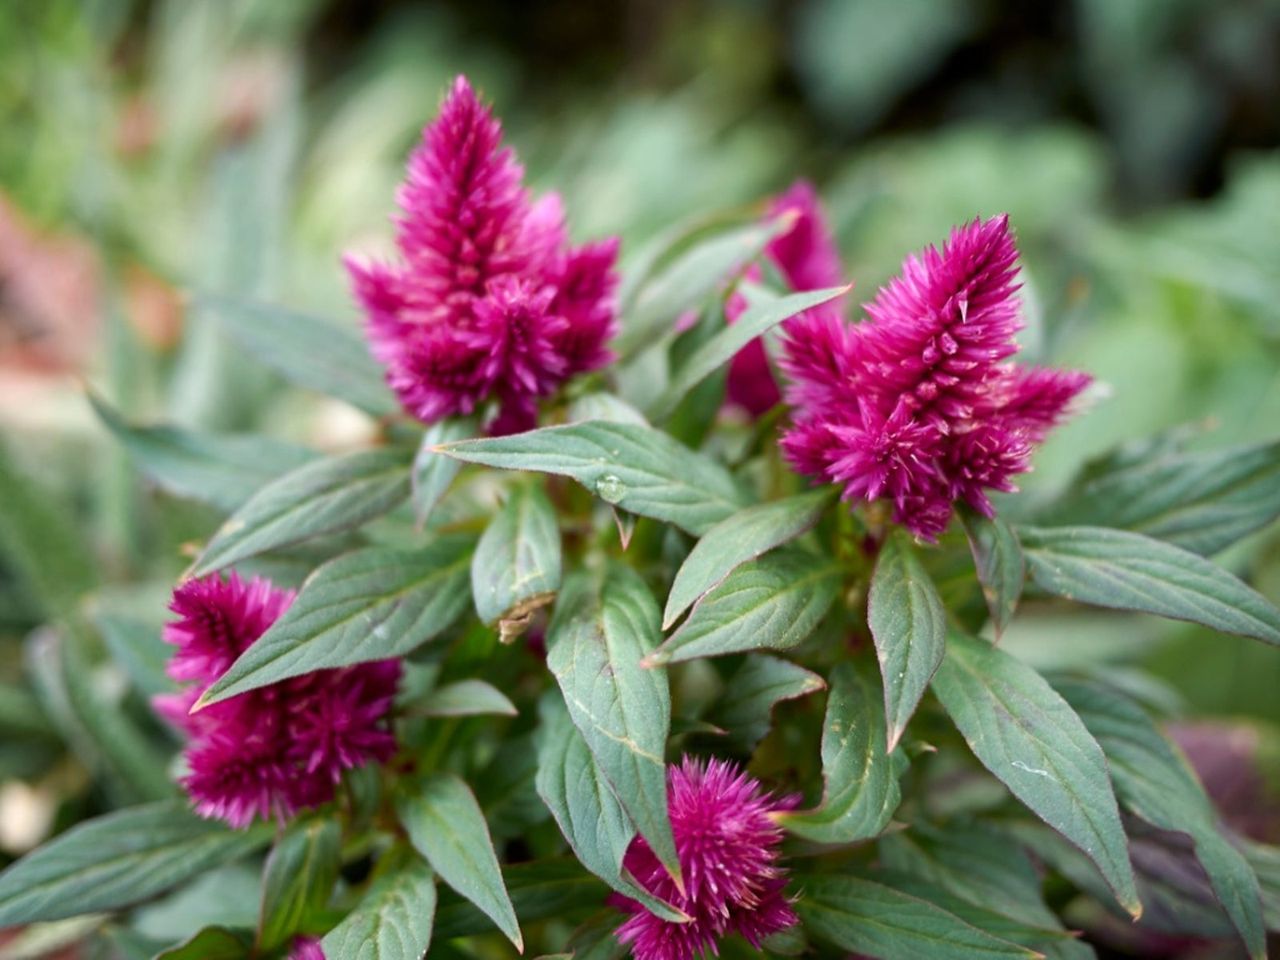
[726,181,846,416]
[288,938,325,960]
[781,214,1091,540]
[347,76,619,433]
[154,573,401,828]
[611,757,799,960]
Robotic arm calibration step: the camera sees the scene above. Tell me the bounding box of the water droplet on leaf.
[595,474,627,504]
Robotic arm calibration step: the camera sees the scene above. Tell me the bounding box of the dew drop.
[595,474,627,504]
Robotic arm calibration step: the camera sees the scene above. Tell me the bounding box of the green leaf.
[868,532,946,751]
[546,566,679,883]
[396,774,521,951]
[433,859,607,941]
[440,421,749,535]
[930,632,1140,917]
[471,482,562,638]
[616,216,788,357]
[650,549,839,665]
[663,489,834,628]
[199,293,397,416]
[778,662,903,843]
[420,680,517,718]
[155,926,252,960]
[1055,677,1266,959]
[874,870,1077,954]
[647,283,851,420]
[321,850,436,960]
[258,817,341,951]
[90,392,315,513]
[878,821,1093,957]
[710,654,826,754]
[1018,525,1280,646]
[796,874,1037,959]
[191,449,412,577]
[533,695,686,922]
[198,537,472,706]
[0,802,269,925]
[960,512,1025,636]
[1039,438,1280,555]
[412,417,476,527]
[88,611,172,699]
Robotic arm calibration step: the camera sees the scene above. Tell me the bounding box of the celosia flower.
[725,181,846,416]
[346,76,619,433]
[782,214,1090,540]
[154,572,400,827]
[289,937,325,960]
[611,757,798,960]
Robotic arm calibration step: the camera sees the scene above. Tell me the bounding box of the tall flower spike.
[725,181,847,416]
[611,757,799,960]
[154,573,401,827]
[347,76,619,433]
[782,215,1091,540]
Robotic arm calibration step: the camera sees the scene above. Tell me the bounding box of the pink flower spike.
[611,757,799,960]
[289,937,325,960]
[725,181,848,417]
[781,214,1091,540]
[154,573,401,828]
[347,75,619,431]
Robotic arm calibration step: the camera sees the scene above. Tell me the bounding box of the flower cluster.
[611,758,798,960]
[724,181,845,416]
[154,572,401,827]
[347,76,619,433]
[782,214,1091,539]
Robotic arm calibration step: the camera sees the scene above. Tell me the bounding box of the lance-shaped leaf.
[930,632,1141,917]
[198,537,473,706]
[433,859,608,940]
[710,655,826,753]
[650,549,838,665]
[546,567,680,883]
[471,482,562,639]
[648,284,851,420]
[412,416,476,526]
[420,680,517,718]
[1039,438,1280,556]
[258,817,341,951]
[91,393,315,512]
[663,489,834,628]
[778,662,904,844]
[796,874,1038,960]
[191,449,413,577]
[1018,525,1280,646]
[1055,677,1265,959]
[396,774,521,951]
[616,216,790,357]
[321,848,436,960]
[534,695,687,922]
[199,293,397,416]
[439,421,748,536]
[869,532,946,751]
[0,801,270,924]
[960,511,1025,636]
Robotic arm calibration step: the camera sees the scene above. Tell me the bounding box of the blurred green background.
[1,0,1278,876]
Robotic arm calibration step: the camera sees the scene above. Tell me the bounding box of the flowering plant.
[2,75,1279,960]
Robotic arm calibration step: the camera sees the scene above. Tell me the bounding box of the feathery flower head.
[726,181,846,416]
[611,757,798,960]
[782,215,1090,540]
[289,937,325,960]
[347,76,619,432]
[155,573,400,827]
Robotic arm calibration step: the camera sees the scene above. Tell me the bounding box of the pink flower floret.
[611,757,799,960]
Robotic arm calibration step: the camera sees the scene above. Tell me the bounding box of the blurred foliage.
[0,0,1278,956]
